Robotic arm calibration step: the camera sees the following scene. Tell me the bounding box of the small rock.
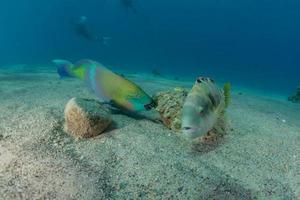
[288,86,300,103]
[64,98,112,138]
[297,86,300,94]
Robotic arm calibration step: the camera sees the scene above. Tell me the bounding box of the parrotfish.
[181,77,231,139]
[53,59,156,111]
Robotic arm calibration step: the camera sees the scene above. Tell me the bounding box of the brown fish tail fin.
[223,83,231,108]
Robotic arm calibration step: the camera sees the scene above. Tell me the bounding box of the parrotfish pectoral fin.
[52,59,74,78]
[223,83,231,108]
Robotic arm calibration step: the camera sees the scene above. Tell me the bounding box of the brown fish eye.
[198,111,204,115]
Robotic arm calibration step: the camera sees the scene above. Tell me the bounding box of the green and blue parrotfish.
[52,59,156,112]
[181,77,231,139]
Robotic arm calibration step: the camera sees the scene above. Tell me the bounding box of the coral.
[64,98,112,138]
[153,88,188,131]
[288,86,300,103]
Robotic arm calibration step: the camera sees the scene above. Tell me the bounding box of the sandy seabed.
[0,66,300,200]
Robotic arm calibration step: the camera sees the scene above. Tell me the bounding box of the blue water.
[0,0,299,95]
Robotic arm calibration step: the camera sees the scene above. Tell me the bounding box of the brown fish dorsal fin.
[208,93,218,108]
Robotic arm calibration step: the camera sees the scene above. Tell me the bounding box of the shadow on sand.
[191,136,226,154]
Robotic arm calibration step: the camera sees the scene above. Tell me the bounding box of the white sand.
[0,67,300,199]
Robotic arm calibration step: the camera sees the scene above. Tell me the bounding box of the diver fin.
[223,83,231,108]
[52,59,75,78]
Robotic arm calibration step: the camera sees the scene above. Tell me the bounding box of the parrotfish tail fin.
[223,82,231,108]
[52,59,75,78]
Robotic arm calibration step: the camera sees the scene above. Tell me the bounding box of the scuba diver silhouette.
[73,16,111,45]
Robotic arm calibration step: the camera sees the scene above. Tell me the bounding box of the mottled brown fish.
[181,77,231,139]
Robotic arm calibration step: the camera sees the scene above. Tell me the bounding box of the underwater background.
[0,0,299,95]
[2,1,300,199]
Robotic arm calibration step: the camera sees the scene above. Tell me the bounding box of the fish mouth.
[182,126,198,133]
[181,126,200,138]
[144,100,157,110]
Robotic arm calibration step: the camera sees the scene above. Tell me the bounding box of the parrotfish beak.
[144,99,156,110]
